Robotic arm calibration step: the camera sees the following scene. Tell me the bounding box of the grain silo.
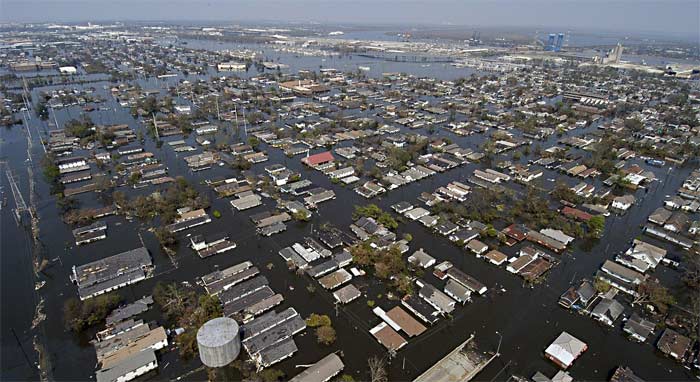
[197,317,240,367]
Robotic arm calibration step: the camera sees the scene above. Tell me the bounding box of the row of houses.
[70,247,153,300]
[91,295,168,382]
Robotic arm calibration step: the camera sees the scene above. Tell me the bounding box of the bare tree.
[368,355,387,382]
[632,278,675,313]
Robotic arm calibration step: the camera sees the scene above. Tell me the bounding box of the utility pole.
[22,77,32,119]
[495,331,502,357]
[152,113,160,140]
[22,112,33,142]
[5,164,32,223]
[24,111,46,154]
[241,106,248,137]
[50,104,60,130]
[233,104,240,137]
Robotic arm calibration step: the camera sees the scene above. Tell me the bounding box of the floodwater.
[168,38,482,80]
[1,41,697,382]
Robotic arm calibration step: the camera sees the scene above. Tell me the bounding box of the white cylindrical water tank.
[197,317,240,367]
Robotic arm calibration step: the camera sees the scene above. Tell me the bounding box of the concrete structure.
[413,334,492,382]
[197,317,241,367]
[601,43,623,64]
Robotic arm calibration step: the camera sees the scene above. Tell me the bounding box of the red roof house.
[302,151,335,167]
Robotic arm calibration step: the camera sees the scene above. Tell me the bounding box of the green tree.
[248,136,260,148]
[63,293,122,332]
[353,204,398,230]
[587,215,605,237]
[41,155,60,180]
[292,210,310,222]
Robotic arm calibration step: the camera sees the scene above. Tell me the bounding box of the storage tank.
[197,317,240,367]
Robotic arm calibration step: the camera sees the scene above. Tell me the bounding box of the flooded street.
[1,33,698,382]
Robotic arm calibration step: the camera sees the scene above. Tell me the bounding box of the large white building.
[59,66,78,74]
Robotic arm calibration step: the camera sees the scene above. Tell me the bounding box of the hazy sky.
[2,0,699,37]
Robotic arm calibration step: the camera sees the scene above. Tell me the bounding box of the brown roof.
[484,250,507,264]
[502,224,527,241]
[99,327,167,368]
[657,328,691,359]
[519,258,553,281]
[370,323,407,351]
[386,306,426,337]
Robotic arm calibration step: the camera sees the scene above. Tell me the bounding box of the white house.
[408,249,436,269]
[59,66,78,74]
[612,195,636,211]
[174,105,191,114]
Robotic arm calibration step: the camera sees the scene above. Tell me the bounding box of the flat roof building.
[290,353,345,382]
[71,247,152,300]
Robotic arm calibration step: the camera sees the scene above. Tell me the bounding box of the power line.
[5,164,32,223]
